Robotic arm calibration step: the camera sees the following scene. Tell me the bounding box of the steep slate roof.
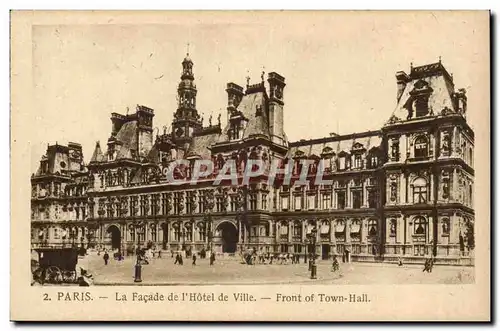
[387,62,456,123]
[114,121,138,159]
[186,132,221,160]
[90,142,105,163]
[287,133,382,158]
[218,91,270,143]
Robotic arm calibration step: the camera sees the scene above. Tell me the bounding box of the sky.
[29,11,489,174]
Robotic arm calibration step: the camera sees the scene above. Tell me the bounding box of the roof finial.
[246,70,251,87]
[410,62,413,69]
[439,55,442,63]
[261,66,265,82]
[186,42,190,56]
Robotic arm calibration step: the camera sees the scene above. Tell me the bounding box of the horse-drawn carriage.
[31,247,81,285]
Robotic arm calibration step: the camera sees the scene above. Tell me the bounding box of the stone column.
[274,221,279,242]
[345,219,351,243]
[360,218,365,244]
[330,219,337,254]
[168,222,173,242]
[452,126,459,158]
[288,222,292,242]
[406,217,413,247]
[427,215,433,245]
[301,221,306,241]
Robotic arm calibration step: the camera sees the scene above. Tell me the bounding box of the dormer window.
[353,154,363,169]
[414,97,430,117]
[230,123,240,140]
[338,156,346,170]
[408,79,433,118]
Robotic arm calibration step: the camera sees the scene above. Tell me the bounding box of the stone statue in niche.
[390,181,398,202]
[442,220,450,234]
[441,130,451,155]
[442,178,450,199]
[390,139,399,161]
[390,220,397,235]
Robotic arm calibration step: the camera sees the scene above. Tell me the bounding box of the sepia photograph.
[10,10,490,321]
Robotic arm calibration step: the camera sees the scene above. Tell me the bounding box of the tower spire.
[172,51,201,141]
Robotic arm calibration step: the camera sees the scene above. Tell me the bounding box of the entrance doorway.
[322,244,330,260]
[106,225,121,250]
[218,222,238,253]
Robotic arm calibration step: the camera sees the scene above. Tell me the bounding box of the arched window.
[293,221,302,237]
[414,136,429,158]
[412,177,428,204]
[173,223,181,241]
[185,223,193,241]
[368,219,378,236]
[280,222,289,235]
[414,216,426,235]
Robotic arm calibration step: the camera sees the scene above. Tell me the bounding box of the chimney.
[225,82,244,122]
[395,71,410,102]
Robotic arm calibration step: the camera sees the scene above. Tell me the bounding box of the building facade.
[31,55,475,264]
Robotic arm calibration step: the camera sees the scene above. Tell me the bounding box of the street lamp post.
[129,222,145,283]
[310,227,317,280]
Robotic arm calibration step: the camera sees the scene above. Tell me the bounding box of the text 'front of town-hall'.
[31,54,475,265]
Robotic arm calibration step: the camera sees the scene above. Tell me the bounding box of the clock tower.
[172,52,202,148]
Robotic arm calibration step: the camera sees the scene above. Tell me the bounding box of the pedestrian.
[158,250,162,258]
[174,253,179,265]
[171,250,174,258]
[331,255,339,272]
[179,254,184,266]
[428,257,434,273]
[192,254,197,266]
[210,252,215,266]
[398,256,403,266]
[103,251,109,265]
[422,258,430,272]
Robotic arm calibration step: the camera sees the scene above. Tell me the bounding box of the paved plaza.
[77,253,474,286]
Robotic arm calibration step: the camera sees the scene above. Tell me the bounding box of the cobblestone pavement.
[77,253,474,286]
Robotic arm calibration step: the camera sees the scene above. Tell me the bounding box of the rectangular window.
[249,194,257,210]
[294,195,302,210]
[198,191,205,213]
[140,195,147,216]
[161,193,168,215]
[338,157,345,170]
[354,154,363,169]
[186,192,193,214]
[352,191,362,209]
[261,194,267,210]
[173,193,182,215]
[130,196,138,216]
[216,196,223,212]
[368,190,377,208]
[322,194,331,209]
[230,196,238,212]
[281,196,289,210]
[337,191,346,209]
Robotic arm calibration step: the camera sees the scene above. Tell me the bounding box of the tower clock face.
[176,127,184,137]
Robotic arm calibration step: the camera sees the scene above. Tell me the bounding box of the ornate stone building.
[31,55,474,264]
